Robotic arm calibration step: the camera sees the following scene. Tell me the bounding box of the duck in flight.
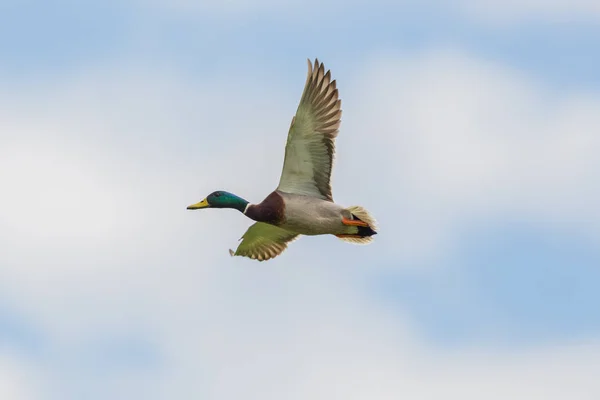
[187,59,378,261]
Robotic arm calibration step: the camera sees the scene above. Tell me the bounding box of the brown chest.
[245,191,286,225]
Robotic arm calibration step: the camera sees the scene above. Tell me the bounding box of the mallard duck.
[187,58,377,261]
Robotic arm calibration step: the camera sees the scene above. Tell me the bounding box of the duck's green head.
[187,191,249,212]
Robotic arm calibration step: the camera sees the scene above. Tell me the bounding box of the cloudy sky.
[1,1,600,399]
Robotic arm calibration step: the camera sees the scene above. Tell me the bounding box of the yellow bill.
[187,198,210,210]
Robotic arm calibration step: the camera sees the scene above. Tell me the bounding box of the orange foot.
[341,217,369,227]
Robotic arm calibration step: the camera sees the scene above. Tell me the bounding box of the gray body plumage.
[276,191,352,235]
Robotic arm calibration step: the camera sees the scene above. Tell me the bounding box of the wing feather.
[277,59,342,201]
[232,222,299,261]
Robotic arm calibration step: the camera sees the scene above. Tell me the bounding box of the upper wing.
[231,222,299,261]
[276,58,342,201]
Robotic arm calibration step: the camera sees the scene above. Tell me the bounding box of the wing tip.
[307,57,325,76]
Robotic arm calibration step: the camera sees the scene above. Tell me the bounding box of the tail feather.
[336,234,375,245]
[346,205,378,232]
[337,206,378,245]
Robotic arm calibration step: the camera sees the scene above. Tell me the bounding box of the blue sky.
[2,1,600,89]
[1,1,599,399]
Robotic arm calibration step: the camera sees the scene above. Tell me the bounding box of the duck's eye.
[214,192,222,197]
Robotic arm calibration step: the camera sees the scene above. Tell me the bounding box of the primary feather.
[277,58,342,201]
[232,222,299,261]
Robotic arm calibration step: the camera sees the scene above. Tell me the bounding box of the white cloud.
[0,50,599,399]
[0,353,38,400]
[155,269,600,400]
[340,49,600,260]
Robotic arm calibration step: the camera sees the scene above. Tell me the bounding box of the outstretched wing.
[231,222,299,261]
[277,58,342,201]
